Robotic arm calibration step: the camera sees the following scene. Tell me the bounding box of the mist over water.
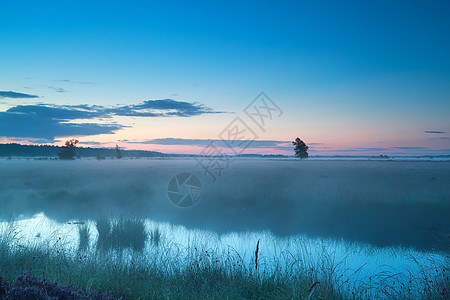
[0,158,448,253]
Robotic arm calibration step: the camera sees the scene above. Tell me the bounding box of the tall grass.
[149,227,161,247]
[78,223,90,252]
[0,221,342,299]
[0,219,448,299]
[96,217,147,252]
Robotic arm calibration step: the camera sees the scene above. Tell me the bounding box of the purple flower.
[0,273,124,299]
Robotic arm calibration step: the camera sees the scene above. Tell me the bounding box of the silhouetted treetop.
[58,139,79,160]
[292,137,308,159]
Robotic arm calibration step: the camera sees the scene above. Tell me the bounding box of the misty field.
[0,158,449,299]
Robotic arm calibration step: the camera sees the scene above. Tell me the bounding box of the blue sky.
[1,0,449,155]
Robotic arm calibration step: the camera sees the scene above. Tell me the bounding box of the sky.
[1,0,449,155]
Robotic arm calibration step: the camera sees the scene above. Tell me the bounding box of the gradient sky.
[1,0,449,155]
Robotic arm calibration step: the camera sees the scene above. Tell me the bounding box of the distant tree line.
[0,143,164,158]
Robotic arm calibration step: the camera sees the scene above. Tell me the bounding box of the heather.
[0,273,122,300]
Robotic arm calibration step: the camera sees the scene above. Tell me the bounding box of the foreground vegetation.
[1,273,123,299]
[0,220,448,299]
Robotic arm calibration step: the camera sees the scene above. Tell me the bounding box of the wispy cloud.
[48,86,67,93]
[7,105,102,119]
[428,136,450,141]
[356,147,393,151]
[5,137,56,144]
[331,148,393,153]
[329,148,450,155]
[54,79,96,85]
[77,141,105,145]
[111,99,220,117]
[127,138,295,151]
[391,147,427,150]
[0,91,39,99]
[425,130,445,134]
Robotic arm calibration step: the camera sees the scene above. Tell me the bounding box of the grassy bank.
[0,220,448,299]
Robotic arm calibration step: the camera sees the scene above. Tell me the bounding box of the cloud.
[125,138,329,152]
[5,99,220,120]
[0,91,39,99]
[0,109,122,142]
[7,105,102,120]
[0,99,223,141]
[48,86,67,93]
[356,147,393,151]
[54,79,96,85]
[112,99,221,117]
[331,146,437,152]
[77,141,105,145]
[331,148,393,153]
[129,138,218,146]
[0,104,120,141]
[127,138,295,151]
[428,136,450,141]
[391,147,427,150]
[425,130,445,134]
[7,137,55,144]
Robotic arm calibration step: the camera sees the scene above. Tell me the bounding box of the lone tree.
[115,144,123,159]
[58,139,79,160]
[292,137,308,159]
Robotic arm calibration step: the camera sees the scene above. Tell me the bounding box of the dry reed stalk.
[255,239,260,270]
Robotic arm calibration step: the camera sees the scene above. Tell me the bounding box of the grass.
[149,227,161,247]
[78,223,90,252]
[0,220,342,299]
[0,219,448,299]
[96,217,147,252]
